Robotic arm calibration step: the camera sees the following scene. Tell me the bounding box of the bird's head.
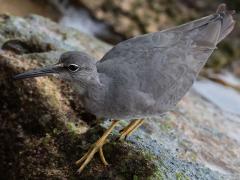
[14,51,98,83]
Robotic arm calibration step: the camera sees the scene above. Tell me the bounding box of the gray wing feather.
[99,13,219,63]
[97,10,234,116]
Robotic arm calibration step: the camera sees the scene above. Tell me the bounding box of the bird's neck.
[72,73,103,95]
[72,73,107,115]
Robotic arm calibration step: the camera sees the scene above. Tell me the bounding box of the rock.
[0,14,239,179]
[76,0,200,37]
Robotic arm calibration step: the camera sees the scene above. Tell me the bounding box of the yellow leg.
[118,119,144,141]
[76,120,119,174]
[119,120,138,134]
[126,119,144,137]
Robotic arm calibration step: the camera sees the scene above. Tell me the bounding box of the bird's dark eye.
[68,64,79,72]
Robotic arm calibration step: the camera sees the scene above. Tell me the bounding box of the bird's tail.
[166,4,235,49]
[216,4,236,43]
[189,4,235,50]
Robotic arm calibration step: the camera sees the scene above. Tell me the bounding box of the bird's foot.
[75,141,108,174]
[76,120,119,174]
[118,119,144,141]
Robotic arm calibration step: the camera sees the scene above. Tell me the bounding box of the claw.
[75,120,119,174]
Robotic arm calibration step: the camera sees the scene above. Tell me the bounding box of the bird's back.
[95,5,235,119]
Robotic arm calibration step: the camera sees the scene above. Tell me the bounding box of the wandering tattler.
[14,4,235,173]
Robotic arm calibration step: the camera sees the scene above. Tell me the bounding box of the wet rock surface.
[0,14,239,179]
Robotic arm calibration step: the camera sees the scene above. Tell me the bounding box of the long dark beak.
[13,64,62,80]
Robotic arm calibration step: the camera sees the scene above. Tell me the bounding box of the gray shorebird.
[14,4,235,173]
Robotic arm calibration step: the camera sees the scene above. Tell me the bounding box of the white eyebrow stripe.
[69,64,79,67]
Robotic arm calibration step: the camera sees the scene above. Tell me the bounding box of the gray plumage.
[14,5,235,120]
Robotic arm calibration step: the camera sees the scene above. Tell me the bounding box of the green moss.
[135,135,142,141]
[52,128,60,135]
[119,120,129,127]
[42,133,51,146]
[160,121,173,132]
[176,172,190,180]
[133,175,139,180]
[65,122,85,135]
[102,142,158,179]
[151,170,165,180]
[66,122,76,133]
[144,153,168,180]
[142,151,155,161]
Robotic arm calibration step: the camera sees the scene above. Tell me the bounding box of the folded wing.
[97,4,235,113]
